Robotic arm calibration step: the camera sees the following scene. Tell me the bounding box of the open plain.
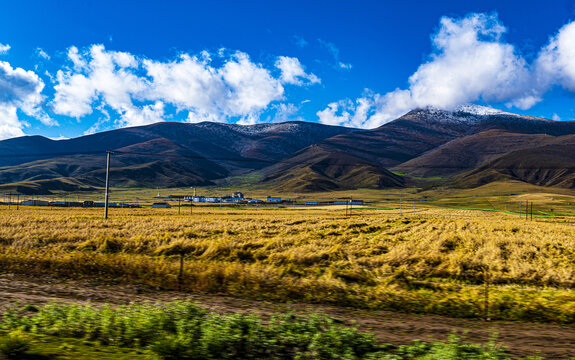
[1,191,575,357]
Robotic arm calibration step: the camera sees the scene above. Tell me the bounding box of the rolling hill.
[0,121,357,193]
[455,136,575,189]
[394,130,555,177]
[259,146,405,192]
[3,105,575,193]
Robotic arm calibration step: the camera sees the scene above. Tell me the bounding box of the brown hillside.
[395,130,555,177]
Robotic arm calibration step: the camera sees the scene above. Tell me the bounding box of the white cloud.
[552,113,561,121]
[143,53,225,115]
[536,21,575,92]
[275,56,320,85]
[0,105,25,139]
[0,60,53,139]
[338,62,353,70]
[36,48,50,60]
[272,103,302,123]
[318,13,542,128]
[0,43,10,54]
[408,14,531,108]
[317,101,353,126]
[219,52,284,115]
[51,45,317,129]
[117,101,165,128]
[53,44,152,127]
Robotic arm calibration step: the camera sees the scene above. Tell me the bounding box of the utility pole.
[350,197,353,217]
[104,151,112,219]
[519,201,521,218]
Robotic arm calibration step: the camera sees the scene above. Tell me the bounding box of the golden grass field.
[1,193,575,324]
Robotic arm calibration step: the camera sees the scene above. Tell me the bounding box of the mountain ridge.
[2,107,575,193]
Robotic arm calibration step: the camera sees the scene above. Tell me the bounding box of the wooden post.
[104,151,112,219]
[519,201,521,218]
[484,266,490,321]
[349,197,353,218]
[178,251,184,291]
[531,202,533,221]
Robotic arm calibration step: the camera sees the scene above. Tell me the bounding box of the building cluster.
[8,192,364,209]
[162,192,290,204]
[160,192,364,206]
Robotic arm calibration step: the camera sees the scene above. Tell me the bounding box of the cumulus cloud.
[52,45,146,129]
[0,43,10,54]
[318,13,538,128]
[536,21,575,92]
[219,52,284,116]
[275,56,320,85]
[318,13,575,129]
[0,60,53,139]
[51,45,318,129]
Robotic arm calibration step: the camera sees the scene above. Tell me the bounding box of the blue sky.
[1,0,575,139]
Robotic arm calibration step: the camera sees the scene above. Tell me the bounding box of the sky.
[1,0,575,140]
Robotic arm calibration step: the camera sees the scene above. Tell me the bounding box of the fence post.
[104,151,112,219]
[484,266,490,321]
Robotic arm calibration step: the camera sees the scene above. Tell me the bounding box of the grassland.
[0,195,574,324]
[1,302,549,360]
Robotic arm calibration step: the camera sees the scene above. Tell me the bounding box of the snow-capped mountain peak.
[408,104,546,126]
[454,104,515,116]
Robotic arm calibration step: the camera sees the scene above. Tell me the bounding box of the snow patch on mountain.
[455,104,515,116]
[412,104,550,125]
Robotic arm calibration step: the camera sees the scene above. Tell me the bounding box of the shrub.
[0,330,31,359]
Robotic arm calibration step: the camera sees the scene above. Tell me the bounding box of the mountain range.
[1,105,575,194]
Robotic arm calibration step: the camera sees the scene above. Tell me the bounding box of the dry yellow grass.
[0,205,574,322]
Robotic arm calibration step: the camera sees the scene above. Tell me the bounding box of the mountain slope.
[276,106,575,173]
[455,135,575,188]
[386,106,575,177]
[257,106,575,191]
[0,121,356,192]
[394,130,555,177]
[259,146,405,192]
[3,106,575,193]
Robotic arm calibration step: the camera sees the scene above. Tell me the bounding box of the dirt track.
[0,272,573,359]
